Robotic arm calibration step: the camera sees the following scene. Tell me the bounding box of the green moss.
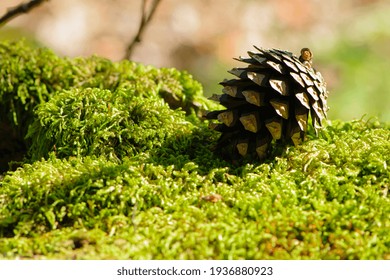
[1,119,389,259]
[25,88,192,161]
[0,40,214,128]
[0,40,216,171]
[0,41,389,259]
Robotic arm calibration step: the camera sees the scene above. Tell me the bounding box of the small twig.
[0,0,48,27]
[124,0,162,60]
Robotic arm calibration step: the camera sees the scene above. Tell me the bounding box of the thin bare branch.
[0,0,48,27]
[124,0,162,60]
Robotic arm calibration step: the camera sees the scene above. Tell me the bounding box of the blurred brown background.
[1,0,389,121]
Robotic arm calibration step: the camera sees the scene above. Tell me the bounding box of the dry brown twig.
[0,0,161,61]
[0,0,48,27]
[124,0,162,60]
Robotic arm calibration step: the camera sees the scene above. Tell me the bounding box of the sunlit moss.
[0,40,216,171]
[26,88,192,161]
[0,41,389,260]
[1,119,389,259]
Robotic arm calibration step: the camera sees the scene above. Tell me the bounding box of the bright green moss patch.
[0,40,211,129]
[0,41,389,259]
[26,88,192,160]
[0,40,216,171]
[1,120,389,259]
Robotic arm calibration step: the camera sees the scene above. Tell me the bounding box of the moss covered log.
[0,41,389,259]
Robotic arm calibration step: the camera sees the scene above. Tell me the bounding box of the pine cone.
[205,46,328,160]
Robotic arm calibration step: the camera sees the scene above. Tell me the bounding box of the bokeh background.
[1,0,389,121]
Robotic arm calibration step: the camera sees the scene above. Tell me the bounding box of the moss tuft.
[25,88,192,161]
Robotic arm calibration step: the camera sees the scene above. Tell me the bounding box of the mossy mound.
[0,41,389,259]
[26,88,192,161]
[0,40,216,171]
